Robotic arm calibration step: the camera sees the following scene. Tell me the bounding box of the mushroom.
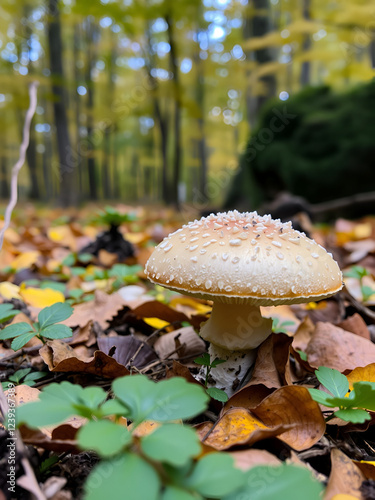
[145,211,343,396]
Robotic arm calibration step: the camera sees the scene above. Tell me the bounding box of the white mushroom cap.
[145,210,343,305]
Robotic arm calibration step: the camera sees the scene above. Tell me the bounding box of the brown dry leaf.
[63,290,127,328]
[229,449,281,471]
[20,424,79,453]
[252,386,326,451]
[98,249,118,267]
[306,322,375,371]
[224,384,274,412]
[69,321,97,347]
[130,420,161,438]
[346,363,375,389]
[325,448,365,500]
[337,313,371,340]
[97,335,158,369]
[8,384,40,406]
[353,461,375,480]
[40,340,78,370]
[48,350,130,378]
[292,315,315,352]
[132,300,190,325]
[153,326,205,360]
[166,360,202,386]
[196,407,291,451]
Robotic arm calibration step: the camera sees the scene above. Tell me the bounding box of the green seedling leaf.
[206,387,229,403]
[78,420,132,457]
[223,464,323,500]
[361,285,375,301]
[185,453,244,498]
[141,424,201,467]
[83,453,160,500]
[40,455,60,474]
[71,267,86,277]
[77,386,107,410]
[315,367,349,398]
[62,254,76,267]
[334,408,371,424]
[38,302,73,329]
[11,332,37,351]
[112,375,209,424]
[78,253,93,263]
[194,353,211,366]
[40,281,67,293]
[162,486,200,500]
[326,382,375,411]
[295,349,307,361]
[24,371,47,382]
[40,324,73,340]
[69,288,84,299]
[343,266,369,279]
[0,323,34,340]
[0,303,18,323]
[9,368,32,383]
[100,399,130,418]
[16,381,101,428]
[210,358,226,368]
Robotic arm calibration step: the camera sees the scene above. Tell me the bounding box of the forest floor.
[0,204,374,500]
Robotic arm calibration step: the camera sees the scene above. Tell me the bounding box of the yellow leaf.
[170,297,212,315]
[143,317,170,329]
[11,251,41,271]
[347,363,375,390]
[332,495,362,500]
[20,287,65,308]
[47,226,77,251]
[0,282,21,299]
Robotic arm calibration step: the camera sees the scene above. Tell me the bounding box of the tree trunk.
[243,0,276,127]
[85,18,97,200]
[166,15,182,209]
[47,0,77,206]
[300,0,311,86]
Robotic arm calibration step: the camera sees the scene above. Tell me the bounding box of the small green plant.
[83,263,142,289]
[1,367,47,390]
[0,302,73,350]
[308,366,375,423]
[344,265,375,302]
[195,353,228,403]
[16,374,322,500]
[0,303,18,324]
[93,206,136,228]
[272,317,296,334]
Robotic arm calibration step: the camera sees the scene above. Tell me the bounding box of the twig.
[0,81,38,251]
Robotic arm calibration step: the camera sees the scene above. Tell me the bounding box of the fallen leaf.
[97,335,158,369]
[292,315,315,353]
[47,225,77,251]
[48,350,130,378]
[153,326,205,360]
[11,251,41,271]
[40,340,78,370]
[196,407,291,450]
[0,282,21,300]
[353,461,375,480]
[132,300,190,325]
[229,449,281,471]
[20,424,79,453]
[20,287,65,308]
[337,313,370,340]
[306,322,375,372]
[130,420,161,438]
[252,386,326,451]
[63,290,127,328]
[224,384,274,412]
[325,448,365,500]
[346,363,375,389]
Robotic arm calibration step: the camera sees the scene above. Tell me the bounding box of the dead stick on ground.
[0,81,38,250]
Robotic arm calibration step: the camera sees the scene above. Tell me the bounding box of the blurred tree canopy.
[0,0,374,206]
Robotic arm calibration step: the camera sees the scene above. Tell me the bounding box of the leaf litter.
[0,206,374,499]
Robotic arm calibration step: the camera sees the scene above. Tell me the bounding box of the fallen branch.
[0,81,38,251]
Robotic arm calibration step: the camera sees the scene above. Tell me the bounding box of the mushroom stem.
[199,301,273,351]
[197,301,273,396]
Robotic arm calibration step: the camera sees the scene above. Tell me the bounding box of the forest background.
[0,0,374,209]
